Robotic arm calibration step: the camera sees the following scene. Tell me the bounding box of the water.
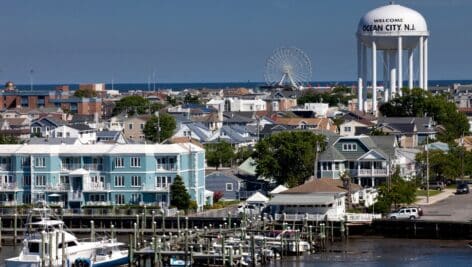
[270,237,472,267]
[1,237,470,266]
[11,79,472,92]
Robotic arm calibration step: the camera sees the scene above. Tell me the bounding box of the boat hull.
[92,256,129,267]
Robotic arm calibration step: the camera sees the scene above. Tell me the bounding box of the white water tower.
[356,3,429,113]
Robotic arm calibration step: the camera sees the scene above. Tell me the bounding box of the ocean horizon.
[9,79,472,92]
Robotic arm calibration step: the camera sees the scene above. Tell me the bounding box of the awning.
[49,193,61,197]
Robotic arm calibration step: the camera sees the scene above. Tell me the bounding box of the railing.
[345,213,382,222]
[83,182,110,191]
[274,213,382,222]
[275,213,329,221]
[83,163,103,171]
[142,185,171,192]
[0,183,18,190]
[68,191,83,201]
[46,184,70,191]
[0,164,11,171]
[156,164,177,172]
[85,201,111,206]
[356,169,388,177]
[0,201,17,207]
[61,163,82,171]
[48,201,64,208]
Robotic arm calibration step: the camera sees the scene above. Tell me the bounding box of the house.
[273,117,338,133]
[50,124,97,144]
[205,171,244,201]
[395,148,421,179]
[339,120,373,136]
[317,135,397,187]
[265,90,299,112]
[122,115,150,142]
[207,125,256,148]
[0,117,31,140]
[377,117,436,148]
[0,143,206,210]
[172,122,212,143]
[267,179,363,221]
[30,116,67,137]
[96,131,127,144]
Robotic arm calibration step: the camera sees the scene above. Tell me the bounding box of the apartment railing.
[0,164,11,171]
[156,164,177,172]
[46,184,70,191]
[142,184,171,192]
[68,191,83,201]
[0,183,18,190]
[83,182,110,191]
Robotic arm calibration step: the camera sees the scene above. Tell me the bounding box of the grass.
[416,189,441,197]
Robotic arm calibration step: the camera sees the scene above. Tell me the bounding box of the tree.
[234,146,252,165]
[184,93,200,104]
[143,113,176,143]
[370,169,416,213]
[205,141,235,169]
[113,95,150,116]
[213,191,224,203]
[73,88,97,98]
[252,131,325,187]
[0,134,19,144]
[379,88,469,142]
[416,149,460,182]
[170,175,191,210]
[297,86,355,107]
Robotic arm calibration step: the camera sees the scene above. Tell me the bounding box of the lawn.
[416,189,441,197]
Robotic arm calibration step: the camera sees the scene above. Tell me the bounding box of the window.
[140,123,144,130]
[130,157,141,167]
[344,126,352,132]
[115,194,125,204]
[34,157,46,168]
[23,175,31,186]
[226,183,233,191]
[342,143,357,152]
[114,176,124,187]
[57,132,63,137]
[156,176,171,188]
[35,175,46,187]
[90,194,105,202]
[115,157,124,168]
[131,193,141,203]
[128,123,133,130]
[21,157,30,166]
[131,176,141,187]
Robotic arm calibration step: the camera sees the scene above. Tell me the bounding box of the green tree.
[184,93,200,104]
[205,141,235,169]
[379,88,469,142]
[73,88,97,98]
[370,170,416,213]
[0,134,19,144]
[252,131,325,187]
[170,175,191,210]
[166,95,177,106]
[113,95,150,116]
[297,87,355,107]
[143,113,176,143]
[235,146,252,165]
[416,149,460,181]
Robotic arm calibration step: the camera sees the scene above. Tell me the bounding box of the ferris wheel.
[264,47,312,90]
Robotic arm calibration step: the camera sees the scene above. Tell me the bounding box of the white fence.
[275,212,382,222]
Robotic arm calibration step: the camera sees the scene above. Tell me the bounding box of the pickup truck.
[421,181,445,191]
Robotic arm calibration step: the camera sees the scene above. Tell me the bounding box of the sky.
[0,0,471,84]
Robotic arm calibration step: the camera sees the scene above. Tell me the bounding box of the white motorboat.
[5,206,126,267]
[73,240,128,267]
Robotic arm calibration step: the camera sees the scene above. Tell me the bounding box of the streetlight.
[425,138,430,204]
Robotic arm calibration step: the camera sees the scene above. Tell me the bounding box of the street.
[420,190,472,222]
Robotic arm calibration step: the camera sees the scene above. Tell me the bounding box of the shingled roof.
[281,178,362,194]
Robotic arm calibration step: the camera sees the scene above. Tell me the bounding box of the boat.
[5,204,127,267]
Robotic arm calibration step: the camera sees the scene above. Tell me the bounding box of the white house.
[339,120,371,136]
[50,124,97,144]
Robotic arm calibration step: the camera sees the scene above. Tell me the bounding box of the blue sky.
[0,0,471,84]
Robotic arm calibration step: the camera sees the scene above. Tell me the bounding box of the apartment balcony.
[48,201,65,208]
[46,184,70,191]
[83,182,110,192]
[0,183,19,191]
[83,163,103,171]
[0,164,12,172]
[68,191,83,202]
[351,169,388,177]
[61,163,82,171]
[156,164,177,172]
[0,201,17,207]
[85,201,112,207]
[141,184,171,192]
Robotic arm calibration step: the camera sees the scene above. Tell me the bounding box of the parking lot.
[420,190,472,222]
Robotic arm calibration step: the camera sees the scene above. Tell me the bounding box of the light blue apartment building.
[0,143,206,210]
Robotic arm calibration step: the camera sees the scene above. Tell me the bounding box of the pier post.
[0,217,2,248]
[49,232,53,267]
[111,224,115,241]
[55,231,59,262]
[90,220,95,242]
[229,246,233,266]
[153,221,157,237]
[62,232,66,267]
[251,234,256,267]
[228,211,232,230]
[133,222,138,249]
[177,212,180,233]
[161,210,166,234]
[14,213,17,244]
[184,229,189,266]
[41,231,46,267]
[221,230,225,266]
[141,212,146,238]
[129,235,134,267]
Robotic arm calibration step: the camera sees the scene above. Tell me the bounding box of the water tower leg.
[397,36,403,96]
[372,41,377,114]
[408,49,414,89]
[419,36,424,89]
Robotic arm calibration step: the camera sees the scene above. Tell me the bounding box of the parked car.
[399,206,423,216]
[237,204,258,215]
[420,181,445,191]
[388,207,421,220]
[456,183,470,194]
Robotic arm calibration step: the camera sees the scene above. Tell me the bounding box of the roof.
[377,117,435,134]
[238,157,257,176]
[246,192,269,204]
[318,146,345,161]
[28,137,80,145]
[0,143,204,155]
[269,185,288,195]
[205,171,242,182]
[69,124,93,131]
[269,194,335,205]
[96,131,121,139]
[281,178,362,194]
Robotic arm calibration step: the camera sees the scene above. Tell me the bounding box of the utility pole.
[426,138,430,204]
[155,111,160,143]
[461,133,464,181]
[313,142,320,180]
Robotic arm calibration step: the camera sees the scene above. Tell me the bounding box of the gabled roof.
[269,185,288,195]
[96,131,121,139]
[32,116,66,127]
[318,146,345,161]
[28,137,80,145]
[281,178,362,194]
[205,171,242,183]
[246,192,269,204]
[69,124,93,131]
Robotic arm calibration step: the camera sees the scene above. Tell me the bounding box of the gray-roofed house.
[96,131,126,144]
[30,116,67,137]
[317,135,397,187]
[50,124,97,144]
[205,171,244,201]
[377,117,436,148]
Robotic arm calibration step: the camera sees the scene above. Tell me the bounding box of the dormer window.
[342,143,357,151]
